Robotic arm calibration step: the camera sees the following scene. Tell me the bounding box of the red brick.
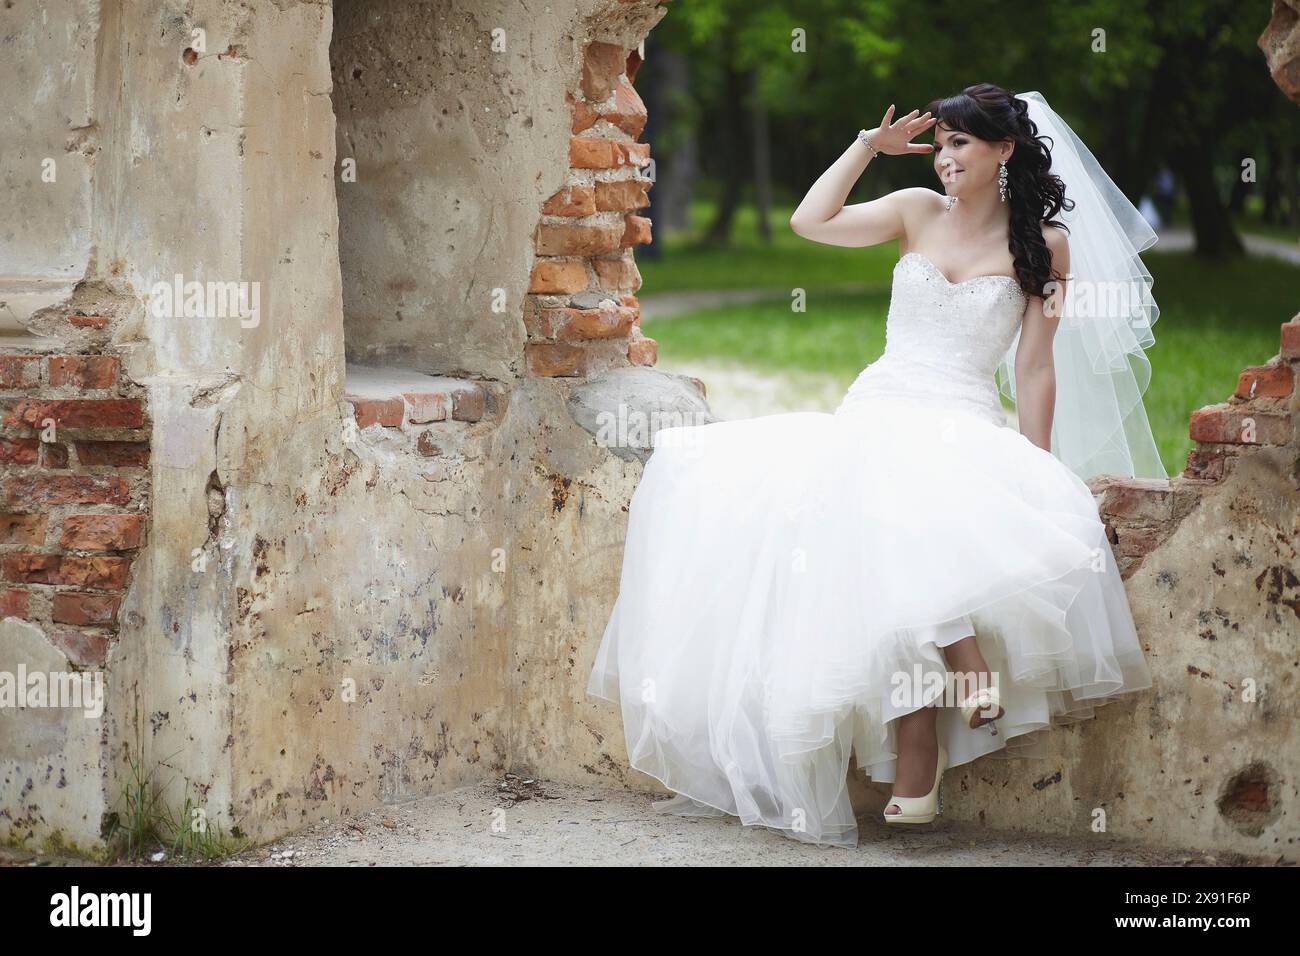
[594,177,651,213]
[1,588,30,618]
[74,441,150,467]
[48,355,119,388]
[1116,524,1163,558]
[570,137,623,169]
[1095,477,1174,522]
[41,442,69,469]
[48,629,112,668]
[1184,446,1233,481]
[7,475,131,507]
[522,301,559,340]
[553,305,636,341]
[53,591,122,626]
[625,142,650,167]
[569,94,600,134]
[1234,363,1294,399]
[535,222,623,257]
[592,256,641,293]
[0,355,42,388]
[628,336,658,366]
[1282,320,1300,360]
[525,343,587,377]
[1,552,61,584]
[0,436,39,464]
[451,385,486,422]
[349,397,403,428]
[60,514,145,551]
[620,214,652,247]
[67,314,110,329]
[1189,404,1292,445]
[599,77,648,139]
[528,260,588,295]
[403,391,449,424]
[56,554,132,589]
[581,41,626,102]
[541,184,596,217]
[8,398,144,429]
[0,513,48,545]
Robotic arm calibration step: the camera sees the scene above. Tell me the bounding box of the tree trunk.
[1174,147,1244,258]
[704,41,745,246]
[1282,140,1299,228]
[650,46,697,236]
[1228,171,1250,214]
[750,67,772,243]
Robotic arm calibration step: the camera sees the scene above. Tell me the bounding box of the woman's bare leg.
[943,635,1002,726]
[884,634,1001,814]
[883,704,939,814]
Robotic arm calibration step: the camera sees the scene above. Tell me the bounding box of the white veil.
[995,90,1168,481]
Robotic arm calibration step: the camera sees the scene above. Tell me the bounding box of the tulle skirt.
[586,394,1154,848]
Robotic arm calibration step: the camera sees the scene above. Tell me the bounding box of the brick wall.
[524,41,658,379]
[0,338,149,668]
[1089,315,1299,574]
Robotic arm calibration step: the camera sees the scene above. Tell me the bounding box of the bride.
[586,83,1165,847]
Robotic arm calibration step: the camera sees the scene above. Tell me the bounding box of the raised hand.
[864,105,938,156]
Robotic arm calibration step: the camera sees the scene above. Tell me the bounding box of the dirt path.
[1155,226,1300,263]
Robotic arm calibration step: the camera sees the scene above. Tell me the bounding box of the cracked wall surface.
[1,0,679,854]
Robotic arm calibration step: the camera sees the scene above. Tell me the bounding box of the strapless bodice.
[834,252,1028,426]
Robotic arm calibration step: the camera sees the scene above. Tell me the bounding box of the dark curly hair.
[924,83,1073,298]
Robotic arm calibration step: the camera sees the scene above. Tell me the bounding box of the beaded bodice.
[834,252,1028,426]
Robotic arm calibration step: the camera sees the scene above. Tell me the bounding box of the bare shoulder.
[1042,222,1070,262]
[895,187,947,239]
[896,187,947,217]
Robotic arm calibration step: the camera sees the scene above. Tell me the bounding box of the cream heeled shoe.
[959,684,1004,732]
[883,742,947,824]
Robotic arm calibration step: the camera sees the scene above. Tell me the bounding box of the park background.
[632,0,1300,475]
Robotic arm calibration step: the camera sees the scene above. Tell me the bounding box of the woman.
[587,84,1164,847]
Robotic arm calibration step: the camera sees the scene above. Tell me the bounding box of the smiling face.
[932,123,1013,197]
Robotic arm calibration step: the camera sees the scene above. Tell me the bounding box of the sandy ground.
[216,777,1268,866]
[1,779,1278,868]
[2,775,1263,868]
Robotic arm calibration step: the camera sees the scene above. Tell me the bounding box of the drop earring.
[998,159,1009,203]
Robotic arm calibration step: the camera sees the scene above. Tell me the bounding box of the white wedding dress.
[586,250,1154,848]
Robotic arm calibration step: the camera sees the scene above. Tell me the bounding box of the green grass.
[643,203,1299,477]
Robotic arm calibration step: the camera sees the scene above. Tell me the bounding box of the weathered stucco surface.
[1,0,674,853]
[0,0,97,337]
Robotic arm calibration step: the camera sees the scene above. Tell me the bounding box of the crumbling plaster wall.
[330,0,525,377]
[3,0,678,854]
[0,0,97,336]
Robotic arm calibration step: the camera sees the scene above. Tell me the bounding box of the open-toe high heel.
[883,742,947,824]
[959,684,1004,732]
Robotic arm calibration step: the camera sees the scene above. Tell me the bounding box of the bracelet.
[857,128,880,158]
